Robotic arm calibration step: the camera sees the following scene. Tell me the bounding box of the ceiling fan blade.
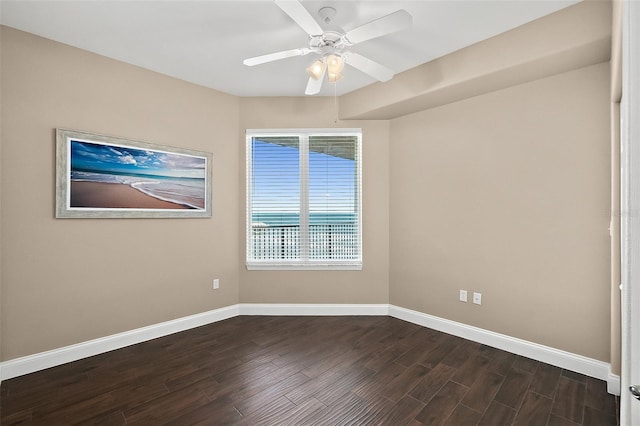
[274,0,323,36]
[344,52,395,82]
[344,10,412,45]
[305,68,326,95]
[243,47,310,66]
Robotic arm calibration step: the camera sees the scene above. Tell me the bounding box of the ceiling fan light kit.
[306,59,326,80]
[326,53,345,82]
[244,0,412,95]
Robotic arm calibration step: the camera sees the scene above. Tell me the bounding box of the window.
[246,129,362,270]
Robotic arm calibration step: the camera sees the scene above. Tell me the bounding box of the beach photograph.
[56,130,212,218]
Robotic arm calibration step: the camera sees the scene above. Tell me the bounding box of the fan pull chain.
[333,80,339,124]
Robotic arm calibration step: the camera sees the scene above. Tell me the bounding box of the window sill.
[246,262,362,271]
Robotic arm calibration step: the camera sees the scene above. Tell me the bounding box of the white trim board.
[0,305,239,382]
[0,303,620,395]
[239,303,389,316]
[389,305,620,395]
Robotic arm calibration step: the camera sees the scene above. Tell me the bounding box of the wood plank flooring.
[1,316,619,425]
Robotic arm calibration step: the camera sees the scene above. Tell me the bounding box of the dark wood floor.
[1,316,619,425]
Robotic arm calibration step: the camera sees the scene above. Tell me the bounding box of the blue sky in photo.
[70,140,206,179]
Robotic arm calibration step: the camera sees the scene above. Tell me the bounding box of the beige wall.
[238,98,390,304]
[0,27,241,360]
[389,62,611,361]
[1,0,615,371]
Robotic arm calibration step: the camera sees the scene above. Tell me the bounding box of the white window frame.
[246,128,362,270]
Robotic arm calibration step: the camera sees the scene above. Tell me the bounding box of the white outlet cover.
[473,292,482,304]
[459,290,468,302]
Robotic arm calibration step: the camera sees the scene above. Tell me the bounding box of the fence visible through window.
[251,223,358,260]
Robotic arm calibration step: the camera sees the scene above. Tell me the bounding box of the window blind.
[246,130,362,270]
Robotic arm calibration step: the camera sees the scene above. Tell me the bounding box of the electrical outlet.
[473,292,482,305]
[459,289,467,302]
[213,279,219,290]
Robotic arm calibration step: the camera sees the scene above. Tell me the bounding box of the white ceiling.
[0,0,579,97]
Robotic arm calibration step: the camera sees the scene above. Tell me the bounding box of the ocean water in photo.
[71,170,205,209]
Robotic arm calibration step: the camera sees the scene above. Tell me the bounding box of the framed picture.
[56,129,213,218]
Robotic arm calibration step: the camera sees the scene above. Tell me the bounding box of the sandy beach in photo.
[70,181,191,209]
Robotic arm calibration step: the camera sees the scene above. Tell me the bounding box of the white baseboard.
[608,371,621,395]
[388,305,620,395]
[0,302,619,396]
[0,304,239,382]
[239,303,389,316]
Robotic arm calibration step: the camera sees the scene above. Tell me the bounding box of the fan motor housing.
[310,31,345,55]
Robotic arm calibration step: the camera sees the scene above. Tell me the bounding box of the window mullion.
[299,135,309,261]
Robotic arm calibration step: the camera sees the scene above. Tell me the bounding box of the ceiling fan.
[243,0,412,95]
